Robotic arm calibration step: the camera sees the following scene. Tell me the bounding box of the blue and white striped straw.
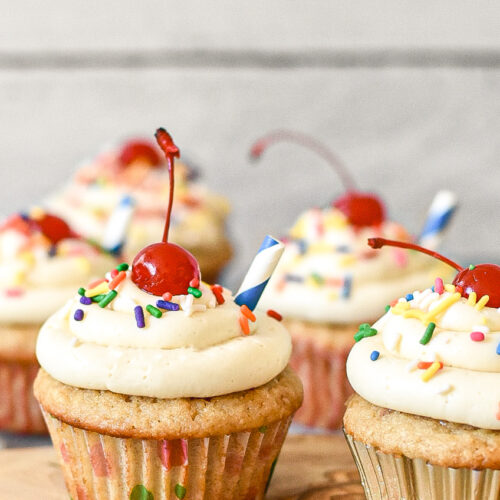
[101,195,135,255]
[234,235,285,311]
[419,190,457,250]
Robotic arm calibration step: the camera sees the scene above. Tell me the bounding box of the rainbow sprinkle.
[74,309,84,321]
[116,263,129,272]
[240,304,256,322]
[496,342,500,355]
[354,323,377,342]
[370,350,380,361]
[267,309,282,321]
[98,290,117,308]
[156,300,180,311]
[434,277,444,294]
[475,295,490,311]
[187,287,202,298]
[85,281,109,298]
[239,315,250,335]
[80,296,92,305]
[420,322,436,345]
[470,331,485,342]
[134,305,145,328]
[421,361,442,382]
[146,304,162,318]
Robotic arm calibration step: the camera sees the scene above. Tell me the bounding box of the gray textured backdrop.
[0,1,499,290]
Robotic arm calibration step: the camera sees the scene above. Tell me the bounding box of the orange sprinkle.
[240,304,256,322]
[162,292,173,301]
[390,299,398,307]
[211,285,225,305]
[110,268,119,279]
[108,271,126,290]
[88,278,106,289]
[267,309,283,321]
[239,315,250,335]
[417,361,443,370]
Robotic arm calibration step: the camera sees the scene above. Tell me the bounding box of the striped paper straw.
[419,190,457,250]
[234,235,285,311]
[101,195,135,254]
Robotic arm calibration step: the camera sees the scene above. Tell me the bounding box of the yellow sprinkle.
[306,276,321,288]
[467,292,477,306]
[425,293,461,322]
[12,269,25,286]
[403,309,428,321]
[421,361,441,382]
[29,206,45,220]
[19,251,35,267]
[444,284,456,293]
[480,316,487,325]
[475,295,490,311]
[339,254,356,267]
[392,302,410,312]
[85,281,109,297]
[74,256,91,274]
[308,242,331,254]
[324,212,347,230]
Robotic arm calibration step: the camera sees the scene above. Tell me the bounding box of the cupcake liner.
[42,409,292,500]
[0,360,46,434]
[289,334,353,429]
[344,432,500,500]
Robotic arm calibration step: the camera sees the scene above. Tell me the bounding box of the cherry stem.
[155,128,180,243]
[368,237,464,271]
[249,129,356,191]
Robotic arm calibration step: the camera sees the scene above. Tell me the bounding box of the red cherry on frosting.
[333,191,385,227]
[368,237,500,308]
[250,129,386,228]
[30,213,78,245]
[452,264,500,308]
[118,140,162,167]
[130,128,201,296]
[132,242,200,296]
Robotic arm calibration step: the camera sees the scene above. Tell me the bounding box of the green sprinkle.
[91,294,107,303]
[98,290,118,308]
[146,304,162,318]
[420,322,436,345]
[117,262,129,271]
[384,305,390,313]
[174,484,186,499]
[187,287,202,298]
[310,272,324,285]
[469,264,476,270]
[354,323,378,342]
[78,287,86,296]
[258,425,268,433]
[129,484,153,500]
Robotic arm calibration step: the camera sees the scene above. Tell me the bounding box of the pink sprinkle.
[162,292,172,301]
[470,331,485,342]
[189,278,199,288]
[5,288,24,297]
[435,277,444,294]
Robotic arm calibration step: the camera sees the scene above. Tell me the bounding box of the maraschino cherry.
[118,139,162,168]
[368,237,500,308]
[131,128,200,296]
[250,130,386,227]
[29,213,78,245]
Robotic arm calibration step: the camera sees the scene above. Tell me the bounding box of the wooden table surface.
[0,433,364,499]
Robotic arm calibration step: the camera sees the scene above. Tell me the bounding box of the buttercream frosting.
[260,206,451,323]
[36,270,292,399]
[347,282,500,429]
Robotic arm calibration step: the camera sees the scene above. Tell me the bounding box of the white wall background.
[1,1,499,289]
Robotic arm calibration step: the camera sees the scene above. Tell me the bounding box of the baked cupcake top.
[37,128,291,401]
[0,210,115,324]
[260,206,449,323]
[45,138,230,253]
[347,239,500,430]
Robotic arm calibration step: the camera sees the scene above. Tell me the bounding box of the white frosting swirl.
[260,207,451,323]
[0,217,115,324]
[36,276,292,398]
[347,284,500,429]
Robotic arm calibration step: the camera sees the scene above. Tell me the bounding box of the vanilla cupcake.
[45,138,232,282]
[34,128,302,499]
[0,210,115,433]
[344,239,500,499]
[259,205,450,430]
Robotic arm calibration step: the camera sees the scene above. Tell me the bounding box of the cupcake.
[0,209,115,433]
[34,128,302,499]
[255,131,454,430]
[344,238,500,499]
[45,137,232,282]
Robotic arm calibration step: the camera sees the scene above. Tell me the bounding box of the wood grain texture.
[0,434,363,499]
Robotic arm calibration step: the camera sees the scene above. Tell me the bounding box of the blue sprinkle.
[341,275,352,299]
[156,300,180,311]
[496,342,500,355]
[80,296,92,305]
[431,285,435,292]
[48,245,57,257]
[296,239,308,254]
[405,293,414,301]
[285,274,304,283]
[336,245,351,253]
[134,305,145,328]
[370,350,380,361]
[74,309,84,321]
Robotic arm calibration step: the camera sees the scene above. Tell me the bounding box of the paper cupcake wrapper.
[42,409,292,500]
[0,360,46,434]
[344,432,500,500]
[289,334,353,430]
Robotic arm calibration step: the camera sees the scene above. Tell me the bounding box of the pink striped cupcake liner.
[289,334,353,430]
[0,360,46,434]
[42,409,293,500]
